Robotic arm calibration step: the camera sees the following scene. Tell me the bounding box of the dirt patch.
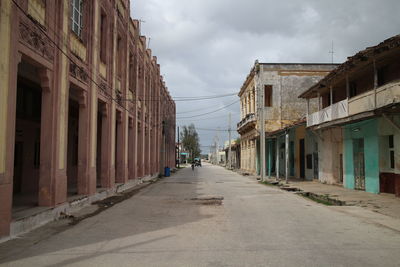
[190,196,224,206]
[69,182,155,225]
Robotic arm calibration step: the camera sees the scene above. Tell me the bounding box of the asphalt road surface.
[1,163,400,267]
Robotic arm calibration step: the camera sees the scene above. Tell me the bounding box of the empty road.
[1,163,400,266]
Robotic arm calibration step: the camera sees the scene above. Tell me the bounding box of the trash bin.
[164,167,170,177]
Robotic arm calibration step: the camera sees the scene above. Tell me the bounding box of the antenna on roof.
[329,41,335,64]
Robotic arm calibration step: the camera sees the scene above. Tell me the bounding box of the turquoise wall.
[343,119,380,194]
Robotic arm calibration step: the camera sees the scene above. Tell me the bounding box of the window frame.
[264,85,273,107]
[71,0,83,38]
[100,10,108,63]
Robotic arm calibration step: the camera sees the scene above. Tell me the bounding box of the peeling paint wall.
[318,128,343,185]
[344,119,380,194]
[257,64,335,133]
[305,130,318,180]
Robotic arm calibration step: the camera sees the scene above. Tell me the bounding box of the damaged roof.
[299,34,400,98]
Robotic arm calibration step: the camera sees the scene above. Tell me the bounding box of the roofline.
[299,34,400,99]
[259,63,341,66]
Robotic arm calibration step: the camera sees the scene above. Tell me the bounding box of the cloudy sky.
[130,0,400,153]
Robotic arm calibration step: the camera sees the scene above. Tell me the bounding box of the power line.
[196,127,230,132]
[177,113,239,121]
[12,0,172,129]
[177,99,240,119]
[174,93,236,98]
[24,2,235,105]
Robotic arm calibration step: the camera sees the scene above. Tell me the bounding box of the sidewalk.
[0,174,160,244]
[261,177,400,220]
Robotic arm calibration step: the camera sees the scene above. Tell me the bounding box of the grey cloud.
[131,0,400,151]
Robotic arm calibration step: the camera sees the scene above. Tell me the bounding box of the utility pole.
[177,126,180,168]
[228,113,232,169]
[257,62,266,181]
[216,129,220,165]
[285,131,289,184]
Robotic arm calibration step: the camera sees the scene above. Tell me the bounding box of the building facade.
[238,62,337,177]
[0,0,176,238]
[237,70,257,174]
[300,35,400,196]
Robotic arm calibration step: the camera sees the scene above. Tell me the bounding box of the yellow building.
[237,62,337,176]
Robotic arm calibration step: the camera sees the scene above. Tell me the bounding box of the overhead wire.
[18,1,244,136]
[177,99,240,119]
[177,113,239,121]
[13,0,173,129]
[24,0,240,130]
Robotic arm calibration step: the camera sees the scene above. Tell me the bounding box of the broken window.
[264,85,272,107]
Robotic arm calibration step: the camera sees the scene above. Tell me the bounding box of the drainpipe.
[330,85,333,106]
[346,74,350,99]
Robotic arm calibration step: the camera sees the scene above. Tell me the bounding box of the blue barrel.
[164,167,170,177]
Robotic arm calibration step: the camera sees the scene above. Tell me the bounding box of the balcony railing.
[237,113,256,131]
[307,99,348,127]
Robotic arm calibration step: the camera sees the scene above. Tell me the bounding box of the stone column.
[115,110,128,184]
[77,90,96,195]
[0,1,18,236]
[99,103,113,188]
[128,117,135,179]
[89,0,100,191]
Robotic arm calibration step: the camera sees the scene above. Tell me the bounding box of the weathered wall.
[344,119,380,193]
[295,125,306,179]
[378,115,400,195]
[257,64,336,133]
[318,127,343,184]
[305,130,318,180]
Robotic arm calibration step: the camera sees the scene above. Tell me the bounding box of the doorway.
[313,142,319,180]
[299,139,305,179]
[353,138,365,190]
[67,98,79,196]
[13,62,43,212]
[115,110,123,182]
[96,100,106,188]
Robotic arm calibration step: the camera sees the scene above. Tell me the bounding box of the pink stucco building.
[0,0,176,238]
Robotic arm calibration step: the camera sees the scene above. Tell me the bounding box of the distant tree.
[180,124,201,162]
